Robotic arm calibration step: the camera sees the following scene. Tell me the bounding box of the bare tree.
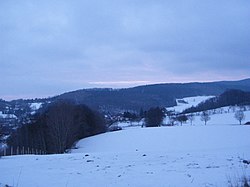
[45,102,106,153]
[234,110,245,125]
[200,111,211,125]
[166,110,176,126]
[46,102,79,153]
[188,113,195,126]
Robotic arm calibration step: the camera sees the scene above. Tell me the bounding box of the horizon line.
[1,77,249,101]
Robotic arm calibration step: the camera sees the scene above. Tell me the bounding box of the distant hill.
[1,78,250,115]
[56,78,250,112]
[0,78,250,132]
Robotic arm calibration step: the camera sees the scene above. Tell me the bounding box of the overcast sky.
[1,0,250,100]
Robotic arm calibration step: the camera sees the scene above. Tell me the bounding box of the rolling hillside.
[1,121,250,187]
[56,78,250,111]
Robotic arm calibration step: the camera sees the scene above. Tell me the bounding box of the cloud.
[0,0,250,99]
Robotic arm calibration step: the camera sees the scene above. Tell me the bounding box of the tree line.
[6,101,106,154]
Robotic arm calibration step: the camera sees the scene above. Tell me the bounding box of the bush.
[244,122,250,125]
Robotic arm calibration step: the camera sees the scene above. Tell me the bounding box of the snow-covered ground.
[113,96,250,128]
[164,96,250,126]
[166,96,215,113]
[1,96,250,187]
[164,109,250,126]
[1,124,250,186]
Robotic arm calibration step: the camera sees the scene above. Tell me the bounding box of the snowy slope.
[164,95,250,126]
[166,96,215,113]
[115,96,216,128]
[164,110,250,126]
[1,124,250,187]
[73,125,250,154]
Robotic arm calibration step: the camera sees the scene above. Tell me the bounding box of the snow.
[1,123,250,186]
[164,96,250,126]
[30,102,43,110]
[205,110,250,126]
[1,97,250,187]
[112,121,143,129]
[172,107,250,126]
[73,125,250,154]
[166,96,215,113]
[0,111,17,119]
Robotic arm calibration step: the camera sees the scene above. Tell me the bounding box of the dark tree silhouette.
[7,101,106,154]
[0,124,3,138]
[145,107,165,127]
[123,111,138,121]
[45,102,79,153]
[176,115,188,126]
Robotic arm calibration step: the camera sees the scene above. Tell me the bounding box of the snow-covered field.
[166,96,215,113]
[1,96,250,187]
[164,96,250,126]
[1,124,250,186]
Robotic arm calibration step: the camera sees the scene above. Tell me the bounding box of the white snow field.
[1,123,250,187]
[1,96,250,187]
[166,96,215,113]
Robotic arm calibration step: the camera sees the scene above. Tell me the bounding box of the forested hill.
[1,79,250,130]
[1,78,250,114]
[56,78,250,112]
[183,89,250,113]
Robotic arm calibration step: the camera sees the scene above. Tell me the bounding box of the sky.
[1,0,250,100]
